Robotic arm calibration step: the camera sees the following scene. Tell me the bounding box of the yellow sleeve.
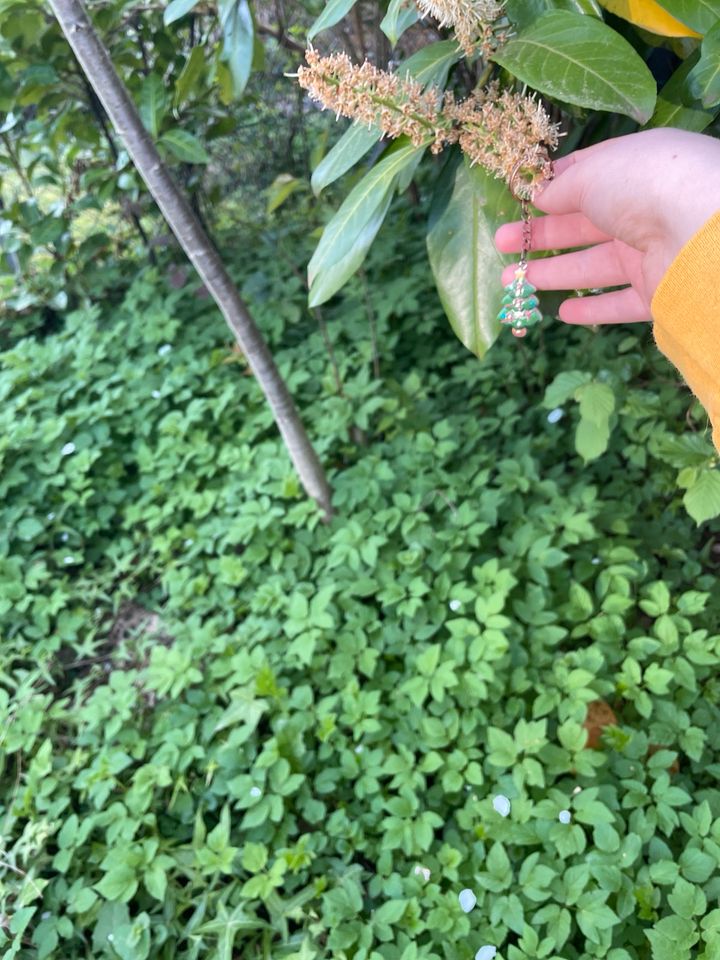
[650,209,720,453]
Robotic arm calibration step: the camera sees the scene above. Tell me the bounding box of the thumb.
[531,140,612,216]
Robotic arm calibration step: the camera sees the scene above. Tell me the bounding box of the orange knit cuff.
[650,209,720,454]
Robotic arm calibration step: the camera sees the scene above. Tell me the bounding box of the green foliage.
[2,209,720,959]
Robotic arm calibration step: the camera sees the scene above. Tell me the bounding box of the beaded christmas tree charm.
[497,264,542,338]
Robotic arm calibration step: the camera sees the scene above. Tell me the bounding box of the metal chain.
[518,199,532,271]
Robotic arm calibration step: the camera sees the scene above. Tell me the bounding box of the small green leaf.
[683,467,720,524]
[575,416,610,462]
[380,0,419,46]
[175,46,206,106]
[159,129,211,164]
[266,174,302,214]
[219,0,254,98]
[139,75,168,138]
[308,0,357,41]
[163,0,199,24]
[576,382,615,425]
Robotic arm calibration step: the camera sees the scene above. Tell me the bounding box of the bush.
[1,208,720,960]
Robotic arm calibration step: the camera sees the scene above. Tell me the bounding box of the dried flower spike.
[296,48,453,153]
[416,0,507,55]
[445,82,560,199]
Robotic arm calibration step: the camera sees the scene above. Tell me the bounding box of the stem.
[313,306,346,398]
[1,133,35,198]
[49,0,333,519]
[359,268,380,380]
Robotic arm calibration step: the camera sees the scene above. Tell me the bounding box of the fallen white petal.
[475,947,497,960]
[61,442,76,456]
[547,408,564,424]
[493,794,511,817]
[458,888,477,913]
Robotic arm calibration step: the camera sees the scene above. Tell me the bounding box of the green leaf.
[380,0,419,46]
[163,0,199,24]
[398,40,462,88]
[139,75,168,138]
[647,51,717,131]
[16,516,43,540]
[543,369,592,407]
[241,842,268,873]
[95,865,138,903]
[219,0,254,98]
[308,0,357,41]
[266,174,302,214]
[159,129,210,164]
[143,862,167,901]
[308,140,424,307]
[683,468,720,524]
[175,46,206,106]
[576,382,615,425]
[374,899,407,924]
[427,153,520,359]
[688,21,720,107]
[491,10,657,123]
[576,417,610,461]
[655,0,720,35]
[311,123,382,197]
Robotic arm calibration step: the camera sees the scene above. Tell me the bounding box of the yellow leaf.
[597,0,701,37]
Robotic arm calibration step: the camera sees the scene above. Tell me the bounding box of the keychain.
[497,160,555,338]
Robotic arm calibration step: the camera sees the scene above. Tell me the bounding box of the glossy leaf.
[308,141,425,307]
[427,154,521,359]
[311,123,382,197]
[647,51,717,129]
[598,0,701,35]
[688,21,720,107]
[654,0,720,34]
[491,10,657,123]
[219,0,254,98]
[380,0,419,46]
[308,0,357,41]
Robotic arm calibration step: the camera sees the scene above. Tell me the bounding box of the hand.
[494,128,720,325]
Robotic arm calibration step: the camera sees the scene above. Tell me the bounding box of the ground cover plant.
[2,200,720,959]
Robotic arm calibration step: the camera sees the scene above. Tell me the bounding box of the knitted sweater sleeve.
[650,210,720,453]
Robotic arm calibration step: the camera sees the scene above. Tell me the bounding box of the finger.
[532,141,616,216]
[501,241,628,291]
[558,287,651,325]
[495,212,613,254]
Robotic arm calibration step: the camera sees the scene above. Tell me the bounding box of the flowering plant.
[296,0,719,358]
